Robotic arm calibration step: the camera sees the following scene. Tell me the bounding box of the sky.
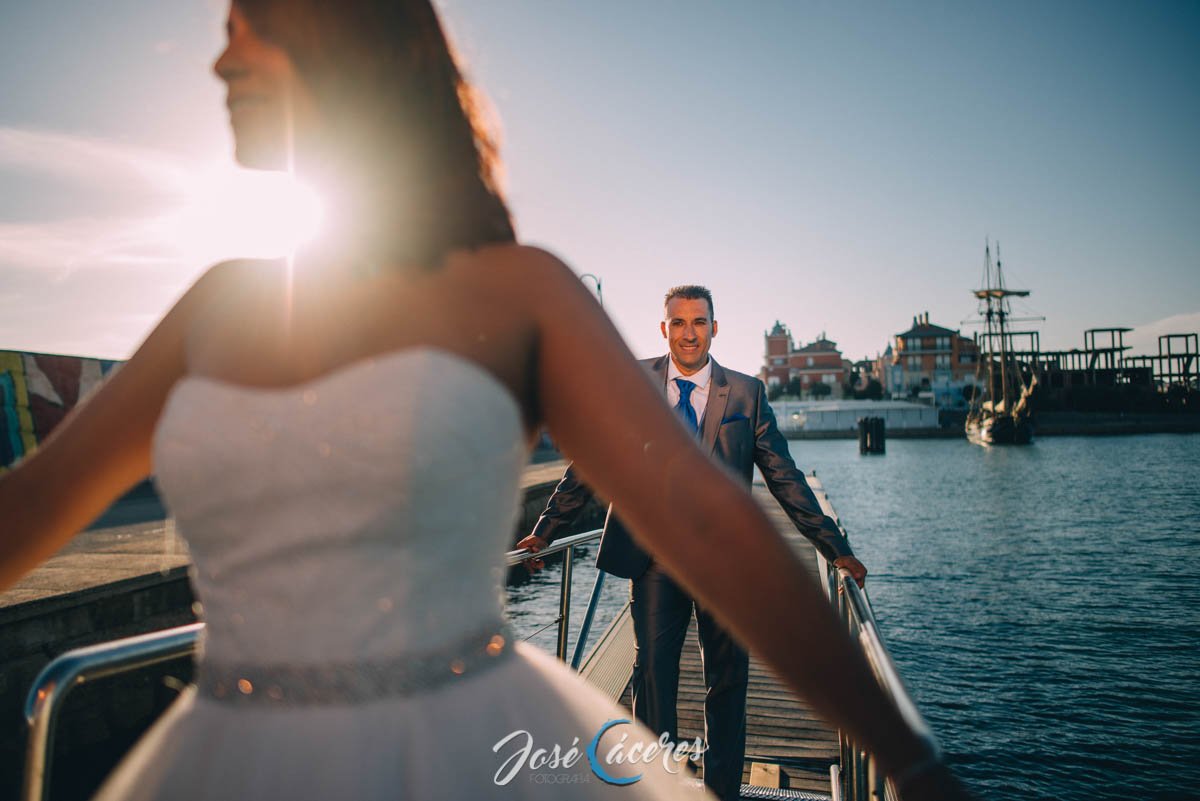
[1,0,1197,375]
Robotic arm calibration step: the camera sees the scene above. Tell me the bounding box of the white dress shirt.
[666,357,713,428]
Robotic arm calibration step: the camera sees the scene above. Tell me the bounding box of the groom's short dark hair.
[664,285,714,319]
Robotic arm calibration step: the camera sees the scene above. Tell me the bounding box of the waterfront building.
[770,399,939,432]
[760,322,849,399]
[887,313,980,407]
[848,357,883,398]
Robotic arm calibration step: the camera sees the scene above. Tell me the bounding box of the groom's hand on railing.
[515,534,550,573]
[834,555,867,588]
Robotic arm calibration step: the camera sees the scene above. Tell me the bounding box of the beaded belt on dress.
[196,620,514,706]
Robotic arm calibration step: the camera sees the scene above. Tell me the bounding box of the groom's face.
[662,297,717,375]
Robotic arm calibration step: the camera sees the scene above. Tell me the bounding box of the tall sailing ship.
[966,241,1037,445]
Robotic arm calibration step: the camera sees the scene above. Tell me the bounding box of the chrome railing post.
[843,745,853,801]
[869,753,885,801]
[570,569,607,670]
[555,544,575,661]
[830,764,844,801]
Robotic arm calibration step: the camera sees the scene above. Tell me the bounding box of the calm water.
[507,434,1200,801]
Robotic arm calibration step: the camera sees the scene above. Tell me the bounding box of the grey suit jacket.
[531,355,853,579]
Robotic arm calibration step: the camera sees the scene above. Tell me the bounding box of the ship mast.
[996,244,1011,415]
[974,240,1030,417]
[983,242,996,412]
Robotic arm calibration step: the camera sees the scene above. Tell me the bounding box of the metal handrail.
[838,576,939,753]
[23,530,608,801]
[818,551,941,801]
[22,623,203,801]
[507,528,607,662]
[503,527,601,566]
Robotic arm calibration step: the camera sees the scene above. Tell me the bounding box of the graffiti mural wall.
[0,350,121,471]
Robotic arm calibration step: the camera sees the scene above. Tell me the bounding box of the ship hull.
[966,414,1034,445]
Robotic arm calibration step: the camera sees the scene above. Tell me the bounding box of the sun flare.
[163,166,324,264]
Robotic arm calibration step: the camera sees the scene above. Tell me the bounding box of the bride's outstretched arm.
[523,250,945,789]
[0,264,228,592]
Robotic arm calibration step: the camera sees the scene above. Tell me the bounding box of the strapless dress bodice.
[152,348,528,669]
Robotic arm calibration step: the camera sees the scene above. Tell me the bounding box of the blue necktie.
[674,378,699,434]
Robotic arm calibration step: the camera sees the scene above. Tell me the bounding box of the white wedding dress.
[95,348,713,800]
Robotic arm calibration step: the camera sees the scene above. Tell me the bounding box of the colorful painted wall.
[0,350,121,471]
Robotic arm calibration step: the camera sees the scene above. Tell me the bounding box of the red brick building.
[760,322,848,398]
[884,312,980,405]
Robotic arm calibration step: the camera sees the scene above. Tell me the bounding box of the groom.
[517,285,866,801]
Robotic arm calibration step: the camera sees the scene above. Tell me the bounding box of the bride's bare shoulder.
[192,257,286,297]
[175,258,287,355]
[180,258,287,320]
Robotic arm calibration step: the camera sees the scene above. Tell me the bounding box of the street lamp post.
[580,273,603,307]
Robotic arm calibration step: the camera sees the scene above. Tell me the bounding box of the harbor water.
[507,434,1200,801]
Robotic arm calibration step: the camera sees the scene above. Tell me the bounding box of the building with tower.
[760,322,849,398]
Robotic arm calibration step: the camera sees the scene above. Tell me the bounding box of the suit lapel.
[649,355,670,394]
[700,358,730,455]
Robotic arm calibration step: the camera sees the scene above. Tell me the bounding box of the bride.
[0,1,968,799]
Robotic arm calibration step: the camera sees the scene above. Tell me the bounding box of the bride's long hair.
[236,0,516,268]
